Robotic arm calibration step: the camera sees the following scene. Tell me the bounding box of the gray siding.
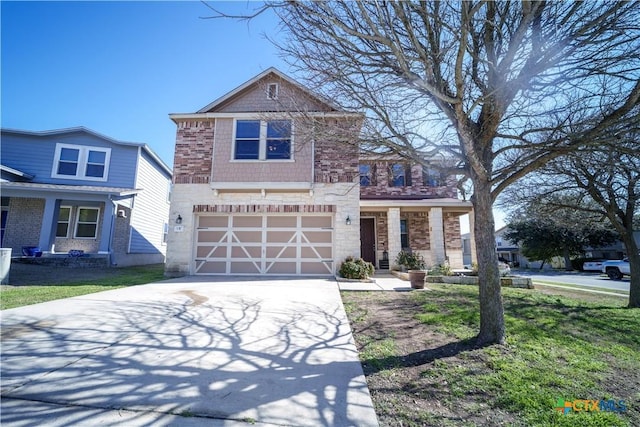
[1,130,137,188]
[128,149,171,254]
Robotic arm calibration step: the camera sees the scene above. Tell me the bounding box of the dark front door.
[360,218,376,265]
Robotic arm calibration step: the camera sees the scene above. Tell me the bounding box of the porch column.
[429,207,446,266]
[469,210,478,265]
[387,208,401,264]
[38,198,61,253]
[98,201,115,254]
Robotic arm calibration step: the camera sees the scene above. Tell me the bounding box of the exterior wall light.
[176,214,183,224]
[345,215,351,225]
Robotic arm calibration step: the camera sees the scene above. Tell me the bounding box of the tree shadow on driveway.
[1,284,377,426]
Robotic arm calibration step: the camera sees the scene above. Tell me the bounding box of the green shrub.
[339,256,375,279]
[428,262,453,276]
[395,250,426,270]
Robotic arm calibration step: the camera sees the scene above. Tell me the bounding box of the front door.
[360,218,376,265]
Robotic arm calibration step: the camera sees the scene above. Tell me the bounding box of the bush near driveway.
[342,285,639,427]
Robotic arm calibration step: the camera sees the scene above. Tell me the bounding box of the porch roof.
[0,181,140,197]
[360,197,472,214]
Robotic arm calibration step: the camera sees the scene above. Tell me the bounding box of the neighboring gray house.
[1,127,172,266]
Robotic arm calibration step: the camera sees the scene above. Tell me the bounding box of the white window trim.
[267,83,279,100]
[74,206,100,239]
[231,119,295,163]
[52,143,111,181]
[162,222,169,245]
[56,206,72,238]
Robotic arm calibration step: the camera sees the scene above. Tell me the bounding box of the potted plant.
[396,251,427,289]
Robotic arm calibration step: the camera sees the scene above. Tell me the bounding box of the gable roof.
[0,127,172,177]
[196,67,342,113]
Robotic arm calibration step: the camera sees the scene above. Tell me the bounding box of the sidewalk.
[337,272,413,291]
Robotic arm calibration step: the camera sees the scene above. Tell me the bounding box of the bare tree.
[503,137,640,307]
[207,1,640,344]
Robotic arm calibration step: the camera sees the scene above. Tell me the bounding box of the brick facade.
[314,118,360,184]
[360,161,458,199]
[173,120,214,184]
[2,197,44,253]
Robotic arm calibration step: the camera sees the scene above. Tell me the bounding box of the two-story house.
[165,68,472,277]
[0,127,172,266]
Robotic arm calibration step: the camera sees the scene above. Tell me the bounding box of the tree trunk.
[622,233,640,309]
[563,247,573,271]
[473,183,505,345]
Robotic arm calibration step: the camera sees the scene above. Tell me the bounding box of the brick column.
[429,207,446,266]
[387,208,401,264]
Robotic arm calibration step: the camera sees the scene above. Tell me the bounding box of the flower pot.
[408,270,427,289]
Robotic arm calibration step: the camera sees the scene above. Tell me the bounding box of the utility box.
[0,248,12,285]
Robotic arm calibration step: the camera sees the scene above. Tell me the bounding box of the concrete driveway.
[1,277,378,427]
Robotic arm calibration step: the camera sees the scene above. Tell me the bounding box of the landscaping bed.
[343,285,639,426]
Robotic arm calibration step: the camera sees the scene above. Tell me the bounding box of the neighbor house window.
[359,164,375,186]
[56,206,72,238]
[234,119,291,161]
[162,222,169,244]
[389,163,411,187]
[75,207,100,238]
[400,219,409,249]
[423,166,445,187]
[52,144,111,181]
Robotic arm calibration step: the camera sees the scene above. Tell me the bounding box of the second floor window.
[359,164,375,186]
[389,163,411,187]
[52,144,111,181]
[423,166,445,187]
[234,119,291,161]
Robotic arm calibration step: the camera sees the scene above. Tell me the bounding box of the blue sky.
[1,1,287,167]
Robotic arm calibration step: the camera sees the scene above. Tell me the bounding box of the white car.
[601,258,630,280]
[583,260,605,272]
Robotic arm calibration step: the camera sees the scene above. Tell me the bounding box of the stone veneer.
[165,183,360,276]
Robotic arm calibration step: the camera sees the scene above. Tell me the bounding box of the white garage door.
[195,214,334,275]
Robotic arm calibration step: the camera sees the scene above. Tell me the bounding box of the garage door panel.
[230,262,261,274]
[233,216,262,228]
[196,246,227,258]
[267,231,297,243]
[302,231,332,244]
[301,246,332,259]
[198,230,227,242]
[301,262,332,275]
[267,216,297,227]
[196,261,227,274]
[266,246,296,258]
[195,214,333,276]
[266,262,297,274]
[302,216,332,228]
[231,246,262,258]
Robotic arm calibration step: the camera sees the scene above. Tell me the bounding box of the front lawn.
[343,285,639,426]
[0,264,165,310]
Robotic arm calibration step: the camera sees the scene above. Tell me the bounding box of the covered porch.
[359,198,473,270]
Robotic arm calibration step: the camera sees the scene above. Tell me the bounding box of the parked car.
[583,259,605,272]
[601,258,630,280]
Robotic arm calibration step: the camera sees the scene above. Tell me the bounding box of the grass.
[0,264,166,310]
[415,286,638,426]
[346,285,639,426]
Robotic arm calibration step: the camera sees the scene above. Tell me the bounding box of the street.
[514,269,630,293]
